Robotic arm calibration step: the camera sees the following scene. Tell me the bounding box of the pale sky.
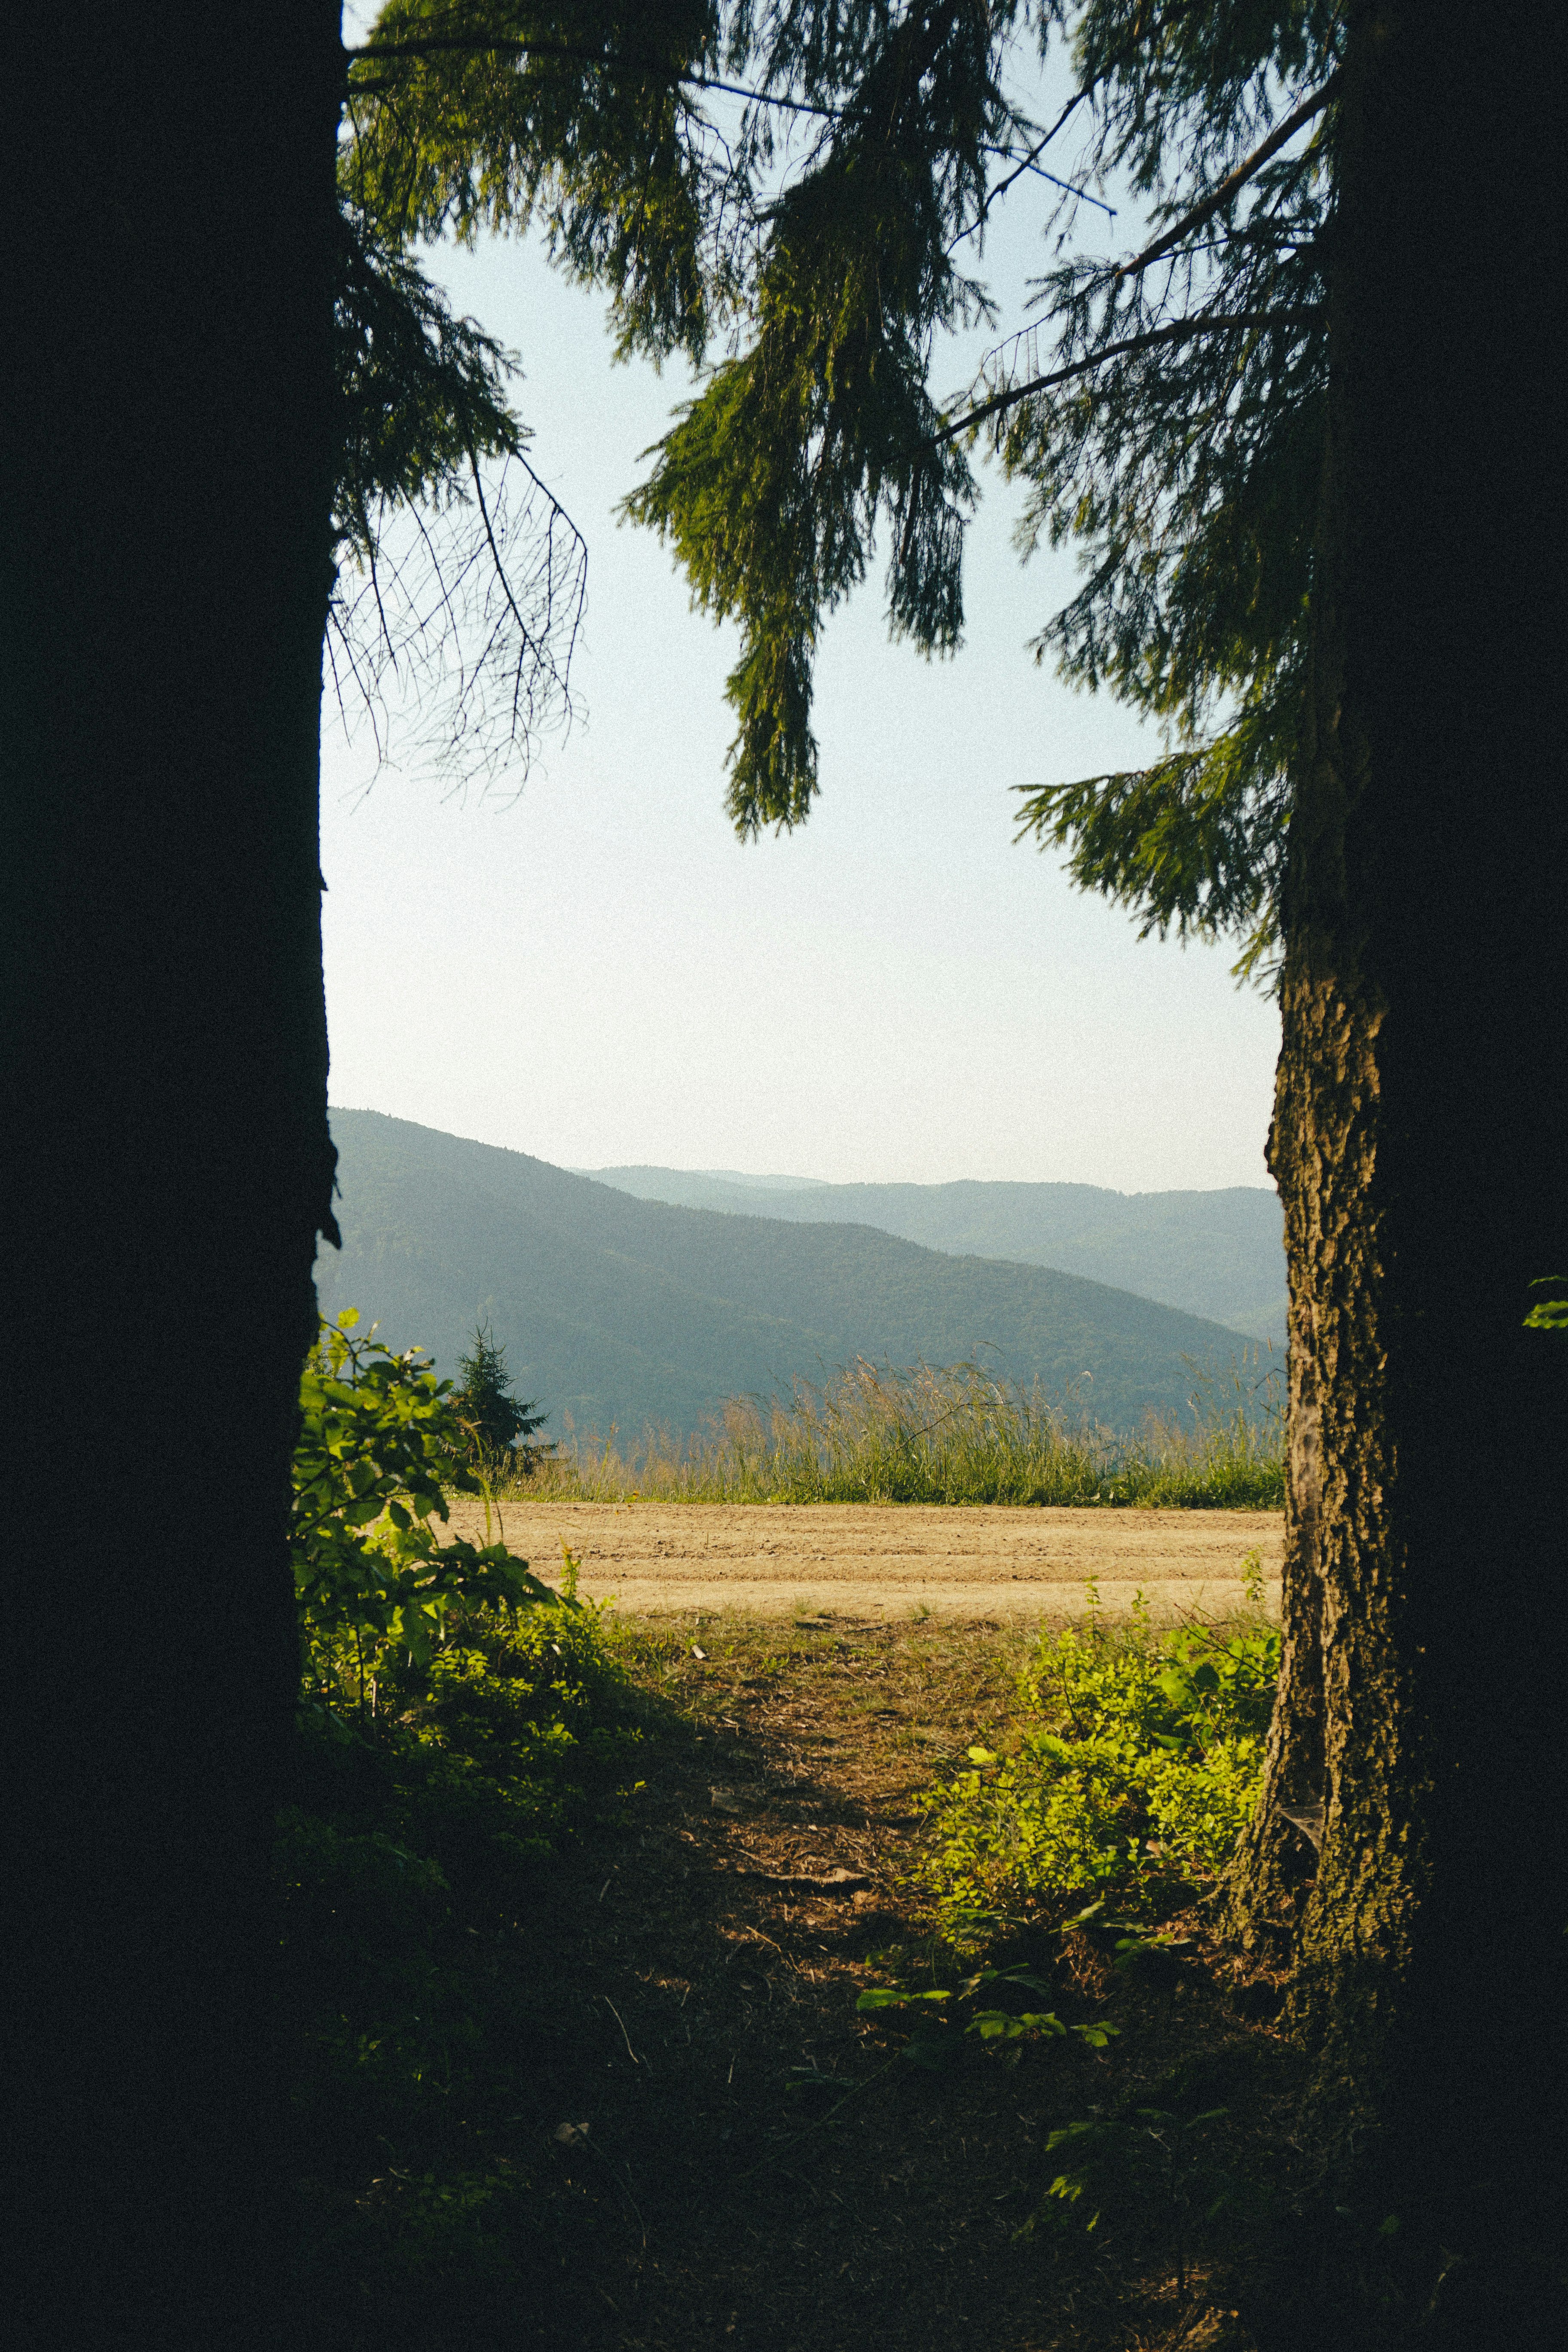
[321,53,1282,1194]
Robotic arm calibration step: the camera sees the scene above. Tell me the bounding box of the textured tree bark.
[1230,0,1568,2296]
[1,10,343,2345]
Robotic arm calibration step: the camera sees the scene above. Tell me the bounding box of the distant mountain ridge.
[322,1111,1275,1445]
[579,1166,1287,1343]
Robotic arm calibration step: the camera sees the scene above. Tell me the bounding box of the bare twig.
[328,446,586,793]
[603,1994,642,2065]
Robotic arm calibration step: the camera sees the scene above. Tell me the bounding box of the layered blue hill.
[320,1110,1277,1445]
[581,1167,1286,1344]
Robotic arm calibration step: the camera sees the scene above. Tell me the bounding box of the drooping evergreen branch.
[933,309,1322,444]
[341,2,1341,971]
[1112,69,1340,284]
[346,34,844,122]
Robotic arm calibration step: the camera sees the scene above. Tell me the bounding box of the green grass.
[501,1354,1284,1510]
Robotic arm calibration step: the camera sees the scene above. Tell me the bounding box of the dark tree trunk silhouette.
[1229,0,1568,2295]
[2,9,343,2344]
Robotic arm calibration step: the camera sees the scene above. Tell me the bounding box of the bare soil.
[446,1500,1283,1623]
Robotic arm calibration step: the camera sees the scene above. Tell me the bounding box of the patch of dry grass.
[501,1357,1285,1512]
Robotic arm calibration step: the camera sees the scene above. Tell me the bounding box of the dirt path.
[510,1616,1288,2351]
[446,1499,1283,1622]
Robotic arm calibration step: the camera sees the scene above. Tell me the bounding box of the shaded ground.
[311,1613,1304,2351]
[443,1502,1283,1623]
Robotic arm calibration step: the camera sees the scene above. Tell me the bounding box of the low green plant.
[1007,2042,1274,2306]
[281,1304,646,2323]
[279,1585,647,2341]
[1524,1275,1568,1331]
[293,1310,556,1709]
[1022,2098,1261,2296]
[857,1962,1121,2071]
[914,1611,1281,1948]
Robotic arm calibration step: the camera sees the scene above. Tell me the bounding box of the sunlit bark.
[1229,0,1568,2281]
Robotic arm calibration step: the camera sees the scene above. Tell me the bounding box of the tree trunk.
[1,11,343,2344]
[1229,0,1568,2311]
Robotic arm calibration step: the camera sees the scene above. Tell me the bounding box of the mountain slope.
[581,1167,1286,1341]
[321,1112,1273,1443]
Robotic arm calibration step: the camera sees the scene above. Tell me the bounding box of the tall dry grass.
[500,1352,1283,1509]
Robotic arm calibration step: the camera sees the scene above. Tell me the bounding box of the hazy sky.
[321,58,1281,1193]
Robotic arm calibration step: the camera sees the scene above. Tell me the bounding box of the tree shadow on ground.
[285,1614,1302,2352]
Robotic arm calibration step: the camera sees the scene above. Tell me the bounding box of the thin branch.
[977,83,1097,218]
[960,0,1216,250]
[978,142,1116,217]
[469,450,536,666]
[1113,71,1341,284]
[367,540,396,664]
[931,309,1321,443]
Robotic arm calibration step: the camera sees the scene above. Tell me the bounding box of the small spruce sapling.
[452,1322,552,1476]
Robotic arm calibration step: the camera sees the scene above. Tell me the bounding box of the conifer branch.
[1113,71,1341,284]
[932,309,1321,443]
[971,88,1100,225]
[345,34,843,121]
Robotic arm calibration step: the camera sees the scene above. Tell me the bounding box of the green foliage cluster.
[857,1956,1259,2290]
[344,0,726,366]
[621,2,987,829]
[332,204,522,569]
[281,1321,642,2337]
[998,7,1338,986]
[278,1593,645,2343]
[914,1594,1280,1947]
[1019,2047,1272,2302]
[1525,1276,1568,1332]
[293,1310,554,1706]
[532,1355,1284,1508]
[858,1958,1119,2064]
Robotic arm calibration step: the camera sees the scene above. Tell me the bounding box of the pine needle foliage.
[342,2,731,361]
[342,5,1345,968]
[439,3,1336,962]
[451,1321,553,1474]
[333,203,523,568]
[995,2,1339,983]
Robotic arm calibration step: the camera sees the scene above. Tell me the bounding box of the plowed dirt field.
[444,1499,1283,1622]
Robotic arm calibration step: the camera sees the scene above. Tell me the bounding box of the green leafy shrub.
[293,1311,555,1706]
[384,1604,643,1885]
[279,1598,647,2332]
[915,1607,1281,1947]
[281,1318,648,2334]
[856,1961,1121,2073]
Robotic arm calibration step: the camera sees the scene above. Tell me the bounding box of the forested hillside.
[582,1167,1286,1341]
[322,1112,1272,1442]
